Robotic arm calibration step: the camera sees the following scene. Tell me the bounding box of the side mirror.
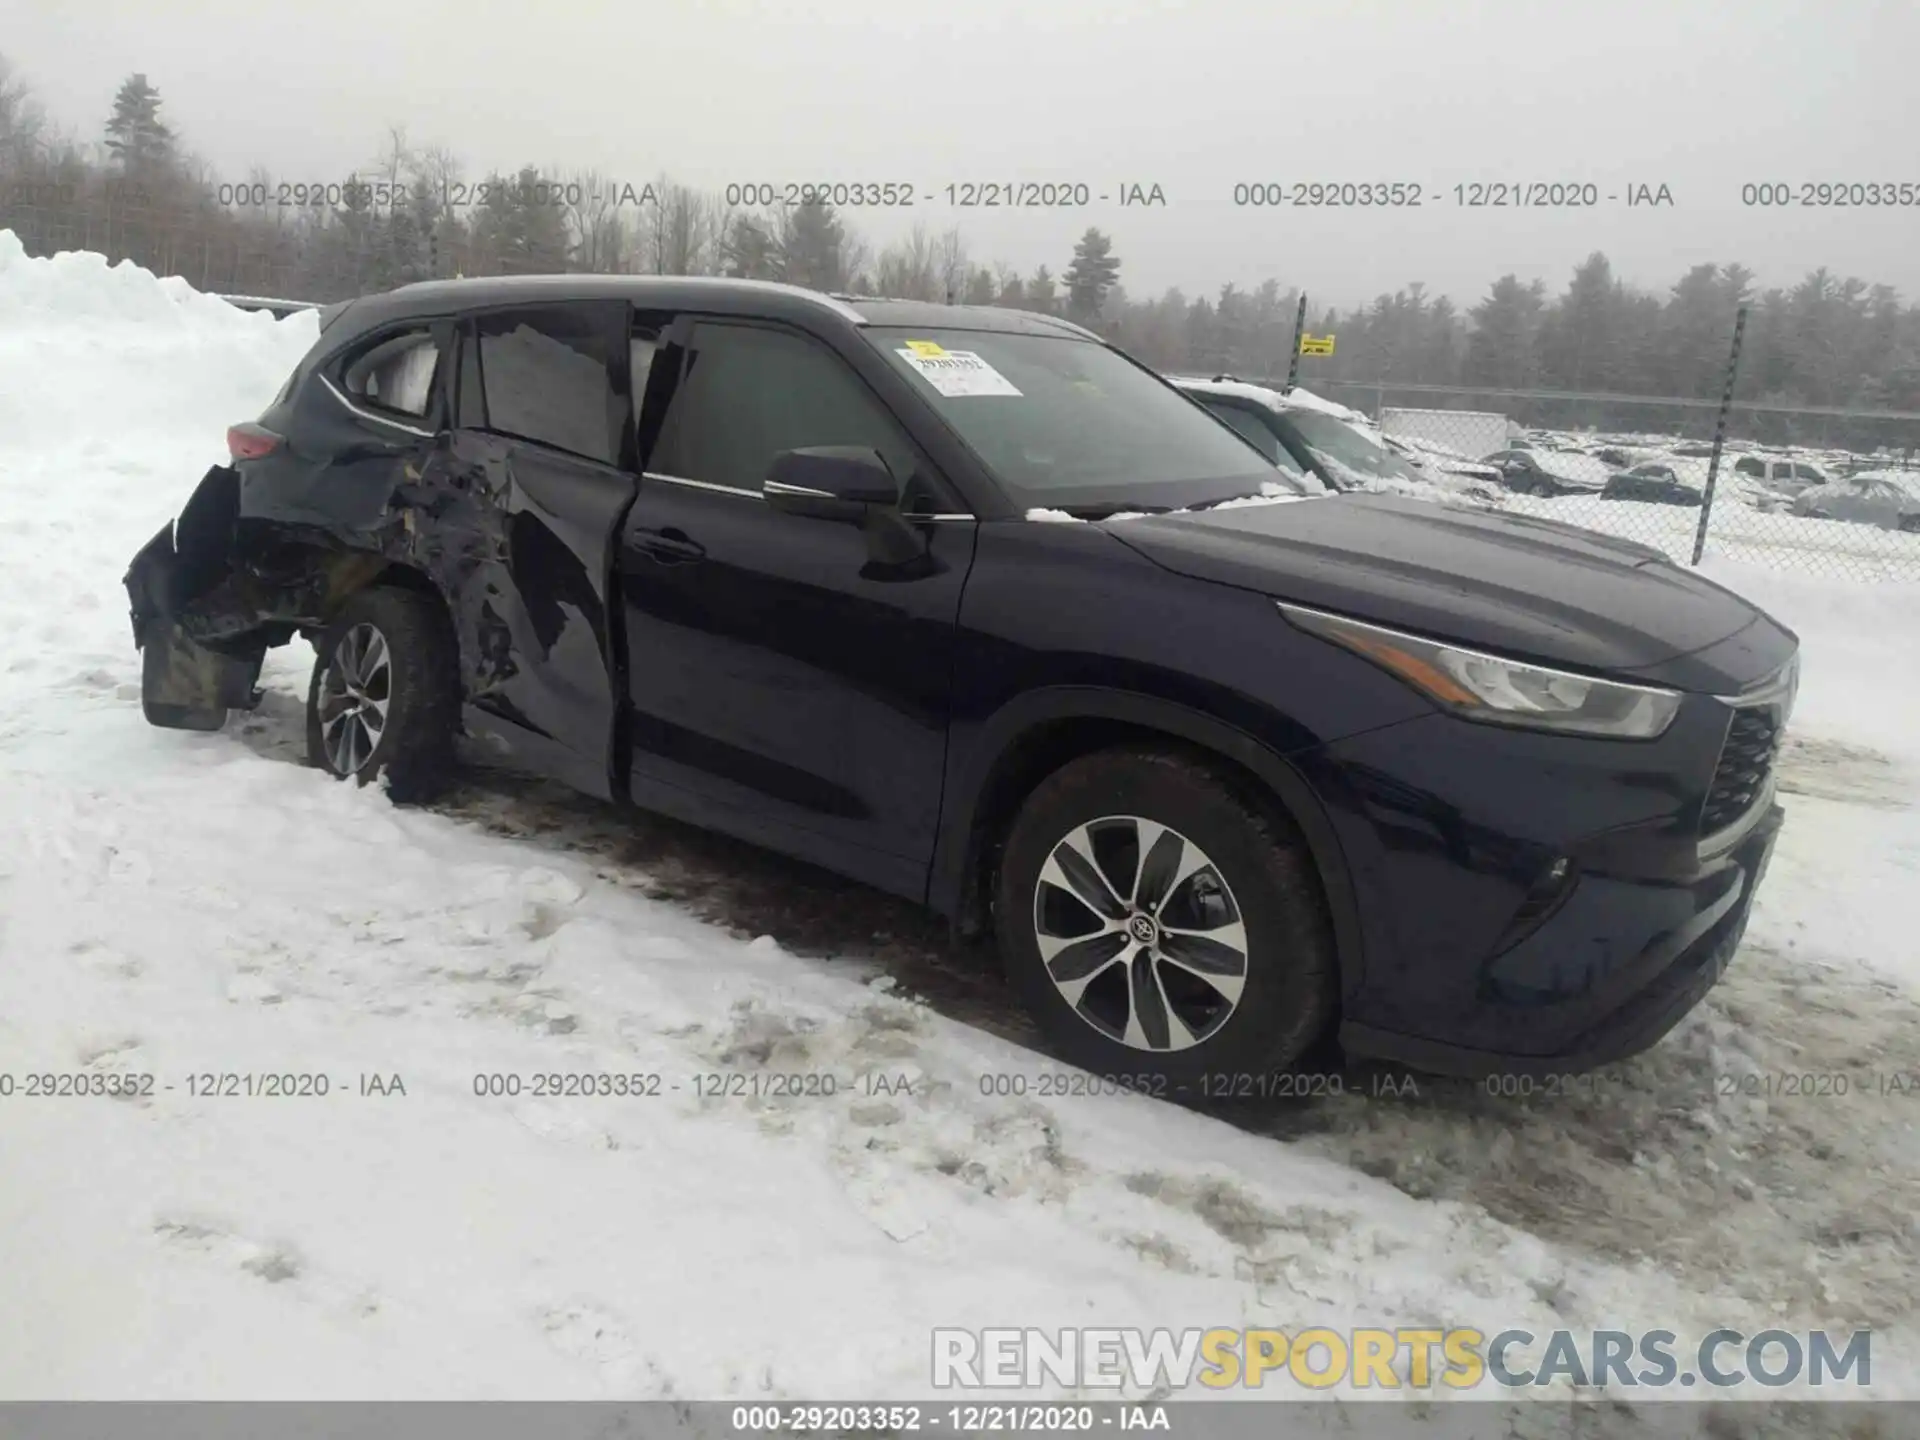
[764,446,901,521]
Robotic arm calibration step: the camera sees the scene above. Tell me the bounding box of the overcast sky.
[4,0,1916,309]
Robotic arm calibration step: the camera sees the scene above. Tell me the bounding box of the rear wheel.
[305,586,459,803]
[995,747,1337,1090]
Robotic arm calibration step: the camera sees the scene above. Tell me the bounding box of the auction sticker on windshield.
[895,346,1023,397]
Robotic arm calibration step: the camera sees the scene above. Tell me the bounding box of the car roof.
[324,274,1102,343]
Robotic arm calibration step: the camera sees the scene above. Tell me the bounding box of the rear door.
[617,317,978,898]
[440,301,639,799]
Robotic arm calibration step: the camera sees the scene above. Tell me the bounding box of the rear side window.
[343,329,440,417]
[475,305,626,465]
[648,322,918,492]
[1793,463,1823,480]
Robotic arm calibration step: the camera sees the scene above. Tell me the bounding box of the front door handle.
[631,527,705,564]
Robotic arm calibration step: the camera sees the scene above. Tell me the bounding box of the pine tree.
[962,264,997,306]
[1463,274,1547,390]
[104,73,173,174]
[1026,264,1058,315]
[1063,228,1120,321]
[722,214,779,280]
[778,200,847,290]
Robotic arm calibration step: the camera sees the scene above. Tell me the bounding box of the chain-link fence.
[7,200,1920,582]
[1302,380,1920,582]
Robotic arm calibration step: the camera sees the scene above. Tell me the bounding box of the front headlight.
[1279,602,1684,739]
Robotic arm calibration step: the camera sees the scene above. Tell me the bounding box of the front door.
[618,318,978,899]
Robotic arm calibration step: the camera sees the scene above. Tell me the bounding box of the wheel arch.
[930,687,1363,997]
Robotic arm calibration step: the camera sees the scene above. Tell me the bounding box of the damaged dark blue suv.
[124,275,1796,1093]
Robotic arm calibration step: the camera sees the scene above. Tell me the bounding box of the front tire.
[995,747,1337,1089]
[305,586,459,803]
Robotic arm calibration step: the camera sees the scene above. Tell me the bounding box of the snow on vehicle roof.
[1847,470,1920,495]
[1167,375,1371,425]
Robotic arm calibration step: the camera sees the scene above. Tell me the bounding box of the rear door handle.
[631,527,705,564]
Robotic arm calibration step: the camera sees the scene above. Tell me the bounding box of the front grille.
[1701,705,1781,835]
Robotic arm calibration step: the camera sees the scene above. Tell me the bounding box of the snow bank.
[0,229,317,480]
[0,228,311,339]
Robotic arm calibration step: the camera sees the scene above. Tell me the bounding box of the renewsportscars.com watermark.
[931,1327,1873,1393]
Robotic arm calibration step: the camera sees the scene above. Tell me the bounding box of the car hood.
[1102,494,1768,679]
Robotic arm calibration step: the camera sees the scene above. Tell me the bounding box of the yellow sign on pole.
[1299,333,1336,356]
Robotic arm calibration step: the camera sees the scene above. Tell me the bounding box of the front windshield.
[865,327,1289,511]
[1281,409,1421,482]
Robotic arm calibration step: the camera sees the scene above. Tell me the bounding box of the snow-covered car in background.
[1603,461,1703,506]
[1381,434,1507,494]
[1789,472,1920,532]
[1481,447,1614,496]
[1169,376,1501,505]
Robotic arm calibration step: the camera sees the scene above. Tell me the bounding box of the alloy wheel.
[1031,815,1250,1052]
[317,622,392,776]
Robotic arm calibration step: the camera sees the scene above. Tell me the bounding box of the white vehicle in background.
[1380,406,1514,462]
[1168,376,1502,505]
[1732,455,1836,497]
[1789,471,1920,532]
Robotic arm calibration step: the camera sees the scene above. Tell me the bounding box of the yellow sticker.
[903,339,947,357]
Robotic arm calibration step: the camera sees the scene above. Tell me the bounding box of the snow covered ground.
[2,233,1918,1409]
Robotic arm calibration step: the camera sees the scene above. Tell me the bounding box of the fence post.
[1691,304,1749,566]
[1284,293,1308,392]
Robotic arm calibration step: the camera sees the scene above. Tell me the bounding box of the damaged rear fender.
[124,463,449,731]
[125,464,264,731]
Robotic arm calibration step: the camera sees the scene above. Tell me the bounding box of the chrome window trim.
[641,472,974,519]
[763,478,835,499]
[643,471,759,498]
[318,373,437,439]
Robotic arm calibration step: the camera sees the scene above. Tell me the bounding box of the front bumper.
[1298,686,1792,1078]
[1340,804,1781,1077]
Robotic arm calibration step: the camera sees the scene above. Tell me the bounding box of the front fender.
[927,684,1366,1003]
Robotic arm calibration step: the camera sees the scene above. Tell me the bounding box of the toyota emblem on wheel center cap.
[1128,913,1158,945]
